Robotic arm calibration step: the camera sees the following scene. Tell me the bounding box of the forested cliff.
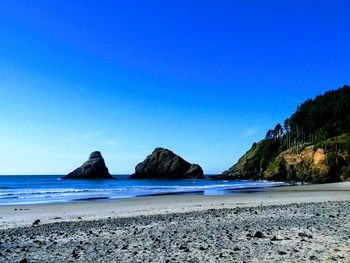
[216,85,350,183]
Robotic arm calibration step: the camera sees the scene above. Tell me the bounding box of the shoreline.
[0,176,286,206]
[1,182,350,262]
[1,182,350,229]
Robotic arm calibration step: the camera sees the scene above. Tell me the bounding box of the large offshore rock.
[130,148,204,179]
[63,151,113,179]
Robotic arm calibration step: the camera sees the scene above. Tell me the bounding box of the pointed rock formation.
[130,147,204,179]
[63,151,113,179]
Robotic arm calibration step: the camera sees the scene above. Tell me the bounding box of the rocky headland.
[62,151,113,180]
[215,133,350,183]
[215,85,350,183]
[130,147,204,179]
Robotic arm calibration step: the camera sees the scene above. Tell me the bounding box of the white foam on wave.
[0,178,286,205]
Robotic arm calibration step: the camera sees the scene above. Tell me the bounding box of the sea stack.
[63,151,113,179]
[130,147,204,179]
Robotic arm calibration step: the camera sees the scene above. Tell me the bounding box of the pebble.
[32,219,40,226]
[253,231,263,238]
[0,201,348,262]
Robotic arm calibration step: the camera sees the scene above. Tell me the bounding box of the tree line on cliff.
[218,85,350,183]
[266,85,350,147]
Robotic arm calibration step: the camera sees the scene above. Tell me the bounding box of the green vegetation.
[220,85,350,183]
[266,85,350,145]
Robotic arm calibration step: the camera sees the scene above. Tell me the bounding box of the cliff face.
[217,134,350,183]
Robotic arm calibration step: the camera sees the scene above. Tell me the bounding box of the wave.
[0,188,127,196]
[0,178,286,205]
[0,182,284,197]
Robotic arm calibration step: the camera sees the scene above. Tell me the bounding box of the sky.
[0,0,349,174]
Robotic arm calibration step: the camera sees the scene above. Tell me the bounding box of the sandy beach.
[1,182,350,262]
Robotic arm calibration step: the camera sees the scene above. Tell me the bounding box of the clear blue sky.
[0,1,349,174]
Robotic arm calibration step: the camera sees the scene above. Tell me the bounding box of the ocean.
[0,175,285,205]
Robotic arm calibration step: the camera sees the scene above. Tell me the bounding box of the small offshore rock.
[63,151,113,179]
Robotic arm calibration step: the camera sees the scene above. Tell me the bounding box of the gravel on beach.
[1,201,350,263]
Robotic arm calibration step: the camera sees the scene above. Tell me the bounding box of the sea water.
[0,175,285,205]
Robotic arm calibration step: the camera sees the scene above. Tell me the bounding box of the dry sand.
[0,182,350,262]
